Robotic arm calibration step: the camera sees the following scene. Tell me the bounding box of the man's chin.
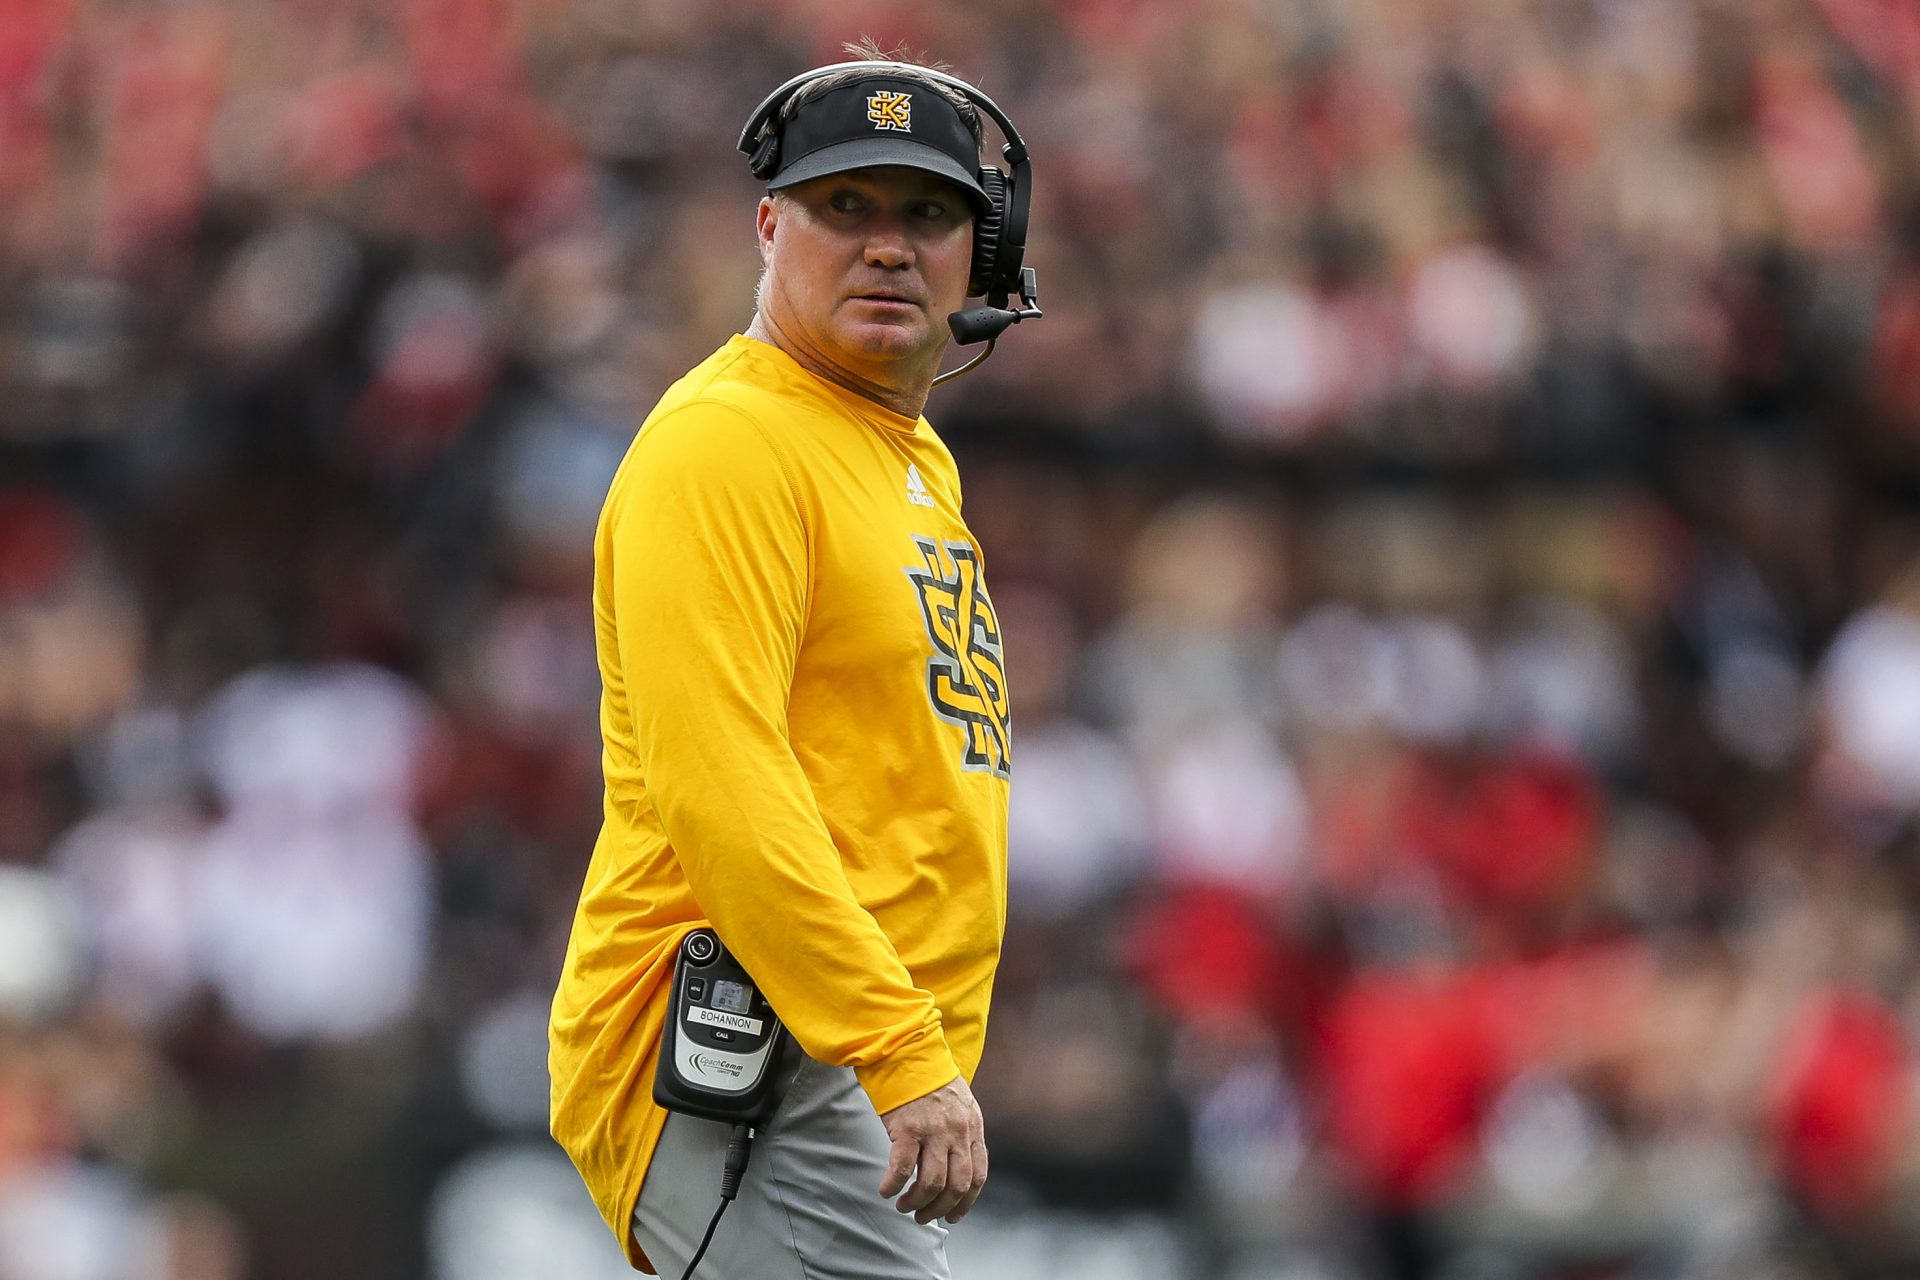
[837,317,940,360]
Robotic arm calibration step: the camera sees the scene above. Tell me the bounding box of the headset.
[736,60,1043,381]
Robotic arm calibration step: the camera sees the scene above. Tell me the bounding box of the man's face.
[756,166,975,381]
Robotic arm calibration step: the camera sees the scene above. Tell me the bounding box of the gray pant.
[632,1050,952,1279]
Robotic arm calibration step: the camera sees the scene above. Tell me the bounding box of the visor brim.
[767,138,988,212]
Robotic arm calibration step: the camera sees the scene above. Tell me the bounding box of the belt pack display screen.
[710,979,751,1015]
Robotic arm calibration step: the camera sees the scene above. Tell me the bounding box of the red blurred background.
[5,1,1920,1277]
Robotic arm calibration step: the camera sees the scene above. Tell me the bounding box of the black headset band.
[735,61,1028,163]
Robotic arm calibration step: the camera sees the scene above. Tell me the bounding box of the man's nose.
[864,211,915,268]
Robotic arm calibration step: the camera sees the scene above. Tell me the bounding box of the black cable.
[679,1200,728,1280]
[679,1124,757,1280]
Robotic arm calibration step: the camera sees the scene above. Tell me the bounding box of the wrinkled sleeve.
[608,401,961,1113]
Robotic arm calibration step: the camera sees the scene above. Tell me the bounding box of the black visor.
[766,77,987,212]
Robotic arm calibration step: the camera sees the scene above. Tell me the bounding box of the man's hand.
[877,1075,988,1225]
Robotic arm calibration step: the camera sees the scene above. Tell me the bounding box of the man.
[549,45,1015,1279]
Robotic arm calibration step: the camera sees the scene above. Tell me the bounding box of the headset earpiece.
[968,167,1007,299]
[747,130,781,181]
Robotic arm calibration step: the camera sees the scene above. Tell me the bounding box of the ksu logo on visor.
[867,91,912,132]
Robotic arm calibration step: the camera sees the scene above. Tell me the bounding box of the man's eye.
[914,203,948,220]
[829,193,863,212]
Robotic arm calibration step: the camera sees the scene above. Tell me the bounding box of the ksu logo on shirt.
[905,464,936,508]
[903,536,1010,779]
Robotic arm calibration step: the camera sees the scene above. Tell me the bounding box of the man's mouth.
[853,291,920,305]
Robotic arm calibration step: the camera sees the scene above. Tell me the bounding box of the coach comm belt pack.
[652,927,792,1280]
[654,927,790,1125]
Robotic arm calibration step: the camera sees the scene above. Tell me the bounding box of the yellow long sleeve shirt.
[549,333,1011,1270]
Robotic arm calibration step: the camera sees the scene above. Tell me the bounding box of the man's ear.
[755,196,778,266]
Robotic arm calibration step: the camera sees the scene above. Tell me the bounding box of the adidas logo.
[905,464,935,508]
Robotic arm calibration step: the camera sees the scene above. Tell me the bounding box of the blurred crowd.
[4,0,1920,1277]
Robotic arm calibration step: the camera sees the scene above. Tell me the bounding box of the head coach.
[549,40,1042,1279]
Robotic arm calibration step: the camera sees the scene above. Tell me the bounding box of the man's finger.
[946,1142,988,1223]
[917,1144,972,1224]
[896,1141,948,1213]
[946,1181,984,1224]
[879,1136,919,1199]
